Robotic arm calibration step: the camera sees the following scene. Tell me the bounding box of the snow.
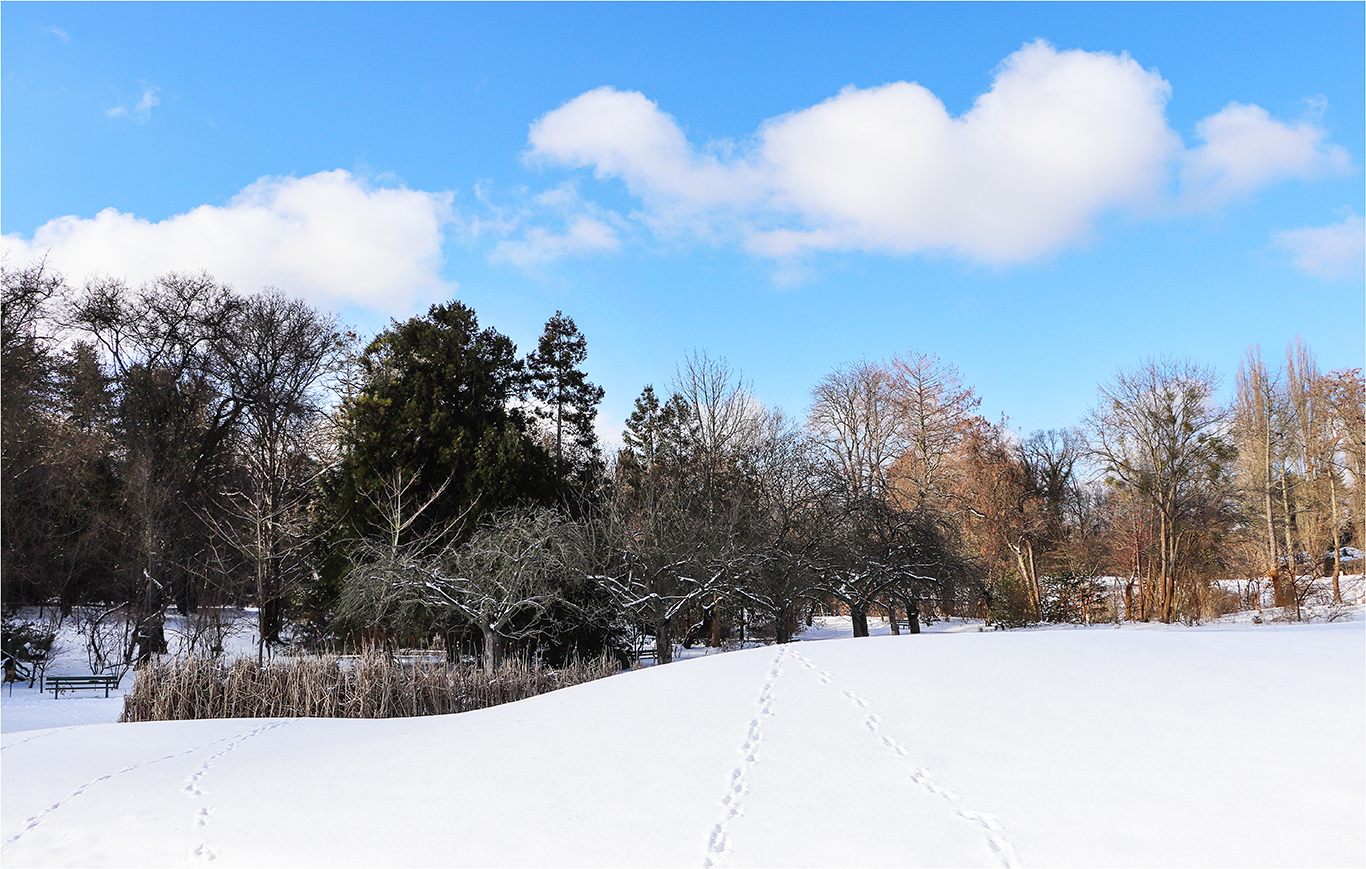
[0,689,125,735]
[3,613,1363,867]
[2,606,266,737]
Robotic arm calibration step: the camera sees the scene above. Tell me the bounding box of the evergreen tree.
[526,311,605,484]
[622,385,694,468]
[622,385,663,467]
[327,302,554,549]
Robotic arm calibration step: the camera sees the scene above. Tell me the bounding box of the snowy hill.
[3,619,1363,867]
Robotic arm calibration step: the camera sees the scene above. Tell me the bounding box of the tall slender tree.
[1233,346,1288,605]
[526,311,604,484]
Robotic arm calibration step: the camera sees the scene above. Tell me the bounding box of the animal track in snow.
[0,727,73,753]
[787,649,1022,868]
[841,689,870,708]
[909,767,960,800]
[958,809,1021,868]
[3,733,244,851]
[702,645,789,869]
[184,720,289,797]
[2,719,292,859]
[184,721,292,863]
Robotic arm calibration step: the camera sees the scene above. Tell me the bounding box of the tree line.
[3,260,1362,670]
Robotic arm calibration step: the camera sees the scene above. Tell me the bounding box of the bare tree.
[1233,346,1289,606]
[1322,367,1365,599]
[1087,358,1233,623]
[808,360,903,501]
[808,493,962,637]
[67,273,246,656]
[742,410,823,643]
[957,419,1044,623]
[888,351,981,513]
[209,291,351,661]
[672,350,763,502]
[1283,338,1331,615]
[343,507,589,670]
[806,360,907,636]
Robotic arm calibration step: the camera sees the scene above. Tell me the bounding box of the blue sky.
[4,2,1362,445]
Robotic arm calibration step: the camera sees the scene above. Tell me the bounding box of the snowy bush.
[1,614,58,687]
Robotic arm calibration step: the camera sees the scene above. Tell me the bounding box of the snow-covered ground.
[1,606,265,736]
[3,611,1363,867]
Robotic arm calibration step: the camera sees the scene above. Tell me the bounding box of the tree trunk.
[884,599,900,635]
[850,605,869,638]
[1279,473,1296,612]
[1142,539,1152,622]
[900,593,921,634]
[1263,418,1280,608]
[1012,541,1039,623]
[1329,472,1342,603]
[1158,511,1171,624]
[654,618,673,665]
[1026,540,1041,622]
[481,623,503,671]
[774,604,794,645]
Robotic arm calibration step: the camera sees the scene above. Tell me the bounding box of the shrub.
[1,614,58,686]
[986,572,1037,628]
[120,646,618,722]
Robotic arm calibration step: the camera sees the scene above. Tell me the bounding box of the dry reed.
[120,647,619,723]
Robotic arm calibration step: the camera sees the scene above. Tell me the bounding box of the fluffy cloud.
[2,170,456,311]
[526,40,1351,265]
[1181,102,1351,207]
[528,87,760,205]
[1272,214,1365,280]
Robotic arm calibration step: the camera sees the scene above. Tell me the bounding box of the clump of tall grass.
[120,647,619,723]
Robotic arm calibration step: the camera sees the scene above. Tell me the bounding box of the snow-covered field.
[3,610,1363,868]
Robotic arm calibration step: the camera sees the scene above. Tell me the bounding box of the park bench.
[47,674,121,698]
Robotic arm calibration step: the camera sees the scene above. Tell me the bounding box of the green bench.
[47,674,121,698]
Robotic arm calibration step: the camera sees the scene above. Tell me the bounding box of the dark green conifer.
[326,302,554,547]
[526,311,605,484]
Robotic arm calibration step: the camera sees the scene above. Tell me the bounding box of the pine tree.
[623,385,663,467]
[622,385,694,469]
[526,311,605,482]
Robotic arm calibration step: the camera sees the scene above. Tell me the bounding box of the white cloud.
[1181,102,1351,207]
[107,85,161,123]
[527,87,759,242]
[2,170,457,311]
[753,41,1179,262]
[1272,214,1365,280]
[482,181,625,268]
[41,24,70,43]
[525,40,1352,265]
[490,216,620,267]
[527,88,756,207]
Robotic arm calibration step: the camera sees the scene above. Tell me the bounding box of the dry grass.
[120,647,619,723]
